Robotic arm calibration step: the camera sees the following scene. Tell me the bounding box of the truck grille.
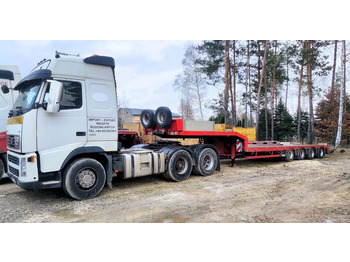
[7,135,21,150]
[8,154,20,165]
[9,166,19,177]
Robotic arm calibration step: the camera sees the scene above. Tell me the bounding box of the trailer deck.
[145,119,329,165]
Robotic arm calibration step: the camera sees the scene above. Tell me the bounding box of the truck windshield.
[11,80,42,116]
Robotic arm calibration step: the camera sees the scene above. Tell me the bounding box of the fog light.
[21,158,27,177]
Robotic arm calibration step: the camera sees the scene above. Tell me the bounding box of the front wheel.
[63,158,106,200]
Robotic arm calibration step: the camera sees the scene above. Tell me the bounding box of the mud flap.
[106,154,113,189]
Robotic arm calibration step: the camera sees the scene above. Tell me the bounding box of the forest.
[174,40,350,147]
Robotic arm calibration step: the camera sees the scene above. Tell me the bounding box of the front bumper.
[7,151,61,190]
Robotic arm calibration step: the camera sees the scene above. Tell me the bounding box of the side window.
[60,81,82,110]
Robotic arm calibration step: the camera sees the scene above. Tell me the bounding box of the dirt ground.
[0,148,349,223]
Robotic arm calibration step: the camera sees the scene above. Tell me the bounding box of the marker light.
[27,156,35,162]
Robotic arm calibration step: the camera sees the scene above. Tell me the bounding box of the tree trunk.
[231,40,236,127]
[245,40,249,127]
[297,41,306,142]
[331,40,338,98]
[194,68,204,120]
[255,40,268,141]
[343,41,347,112]
[271,40,277,141]
[335,40,346,149]
[248,41,253,127]
[285,42,289,109]
[330,40,338,143]
[224,40,230,125]
[306,40,314,144]
[264,69,268,140]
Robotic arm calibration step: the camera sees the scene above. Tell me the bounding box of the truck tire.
[307,148,315,160]
[155,106,172,128]
[316,147,324,158]
[165,150,192,182]
[284,149,295,162]
[62,158,106,200]
[194,147,217,176]
[297,148,306,160]
[140,109,155,129]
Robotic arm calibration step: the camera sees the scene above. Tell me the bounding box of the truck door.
[36,79,87,172]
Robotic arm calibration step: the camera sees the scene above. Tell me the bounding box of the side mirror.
[1,85,9,94]
[0,69,14,81]
[0,69,14,94]
[46,80,63,113]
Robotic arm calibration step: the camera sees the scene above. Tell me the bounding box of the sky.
[0,40,210,116]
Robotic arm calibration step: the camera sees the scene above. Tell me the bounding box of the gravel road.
[1,149,349,223]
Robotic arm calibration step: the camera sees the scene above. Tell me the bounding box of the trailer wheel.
[316,147,324,159]
[165,150,192,182]
[297,148,306,160]
[140,109,156,129]
[284,149,295,162]
[155,106,172,128]
[194,148,218,176]
[62,158,106,200]
[307,148,315,160]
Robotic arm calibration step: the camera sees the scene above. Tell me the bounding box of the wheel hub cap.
[77,169,96,189]
[175,158,186,174]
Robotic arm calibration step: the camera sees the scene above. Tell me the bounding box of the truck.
[0,66,21,180]
[5,52,329,200]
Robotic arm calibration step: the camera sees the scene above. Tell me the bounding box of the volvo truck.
[6,52,329,200]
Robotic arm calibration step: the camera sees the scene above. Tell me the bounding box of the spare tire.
[155,106,172,128]
[140,109,155,128]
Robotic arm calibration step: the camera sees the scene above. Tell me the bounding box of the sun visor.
[14,69,51,90]
[83,56,115,68]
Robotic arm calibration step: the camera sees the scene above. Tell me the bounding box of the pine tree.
[274,99,295,141]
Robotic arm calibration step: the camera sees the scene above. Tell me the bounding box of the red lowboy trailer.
[144,118,329,166]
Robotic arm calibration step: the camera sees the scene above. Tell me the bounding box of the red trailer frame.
[145,119,329,166]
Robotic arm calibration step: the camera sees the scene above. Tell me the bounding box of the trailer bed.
[145,119,329,164]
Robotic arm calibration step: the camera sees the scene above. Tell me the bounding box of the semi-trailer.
[5,52,329,200]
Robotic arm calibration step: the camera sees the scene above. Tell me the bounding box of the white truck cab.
[7,54,120,196]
